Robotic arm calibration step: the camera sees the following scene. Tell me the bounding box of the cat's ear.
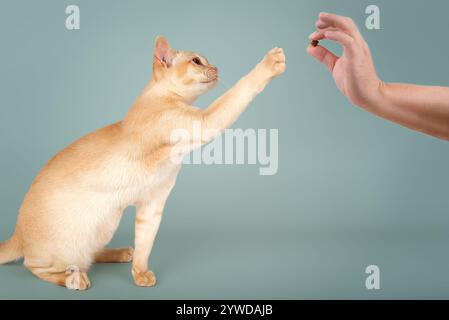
[154,36,174,68]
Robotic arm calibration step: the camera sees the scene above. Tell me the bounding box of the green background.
[1,0,449,299]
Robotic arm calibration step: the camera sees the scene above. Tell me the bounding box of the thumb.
[307,45,339,72]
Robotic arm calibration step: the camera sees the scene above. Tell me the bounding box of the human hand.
[307,13,382,109]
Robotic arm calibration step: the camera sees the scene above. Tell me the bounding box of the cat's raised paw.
[132,269,157,287]
[261,47,286,78]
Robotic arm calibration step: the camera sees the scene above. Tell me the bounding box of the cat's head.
[151,36,218,102]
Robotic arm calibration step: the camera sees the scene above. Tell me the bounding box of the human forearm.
[367,82,449,140]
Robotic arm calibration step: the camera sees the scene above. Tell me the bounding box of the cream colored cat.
[0,36,285,290]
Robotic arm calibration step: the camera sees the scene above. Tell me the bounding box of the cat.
[0,36,285,290]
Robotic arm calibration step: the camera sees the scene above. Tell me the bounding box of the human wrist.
[359,79,389,115]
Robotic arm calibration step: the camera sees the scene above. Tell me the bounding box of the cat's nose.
[207,67,218,80]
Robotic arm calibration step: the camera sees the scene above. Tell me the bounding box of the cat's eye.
[192,57,202,66]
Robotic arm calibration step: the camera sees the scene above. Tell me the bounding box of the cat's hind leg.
[94,247,133,263]
[64,265,91,290]
[25,261,91,290]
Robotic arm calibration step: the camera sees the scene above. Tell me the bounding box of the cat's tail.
[0,232,23,264]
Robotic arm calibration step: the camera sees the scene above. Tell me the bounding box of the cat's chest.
[144,160,181,189]
[131,159,181,198]
[98,156,181,207]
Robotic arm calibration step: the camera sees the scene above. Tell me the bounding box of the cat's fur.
[0,37,285,290]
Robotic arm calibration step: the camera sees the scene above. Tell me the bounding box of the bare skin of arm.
[307,12,449,141]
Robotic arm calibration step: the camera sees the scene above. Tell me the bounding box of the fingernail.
[319,12,329,17]
[308,32,317,39]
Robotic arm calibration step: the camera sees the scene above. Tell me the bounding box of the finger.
[316,12,361,37]
[309,28,338,41]
[324,30,356,51]
[309,29,357,55]
[307,45,339,72]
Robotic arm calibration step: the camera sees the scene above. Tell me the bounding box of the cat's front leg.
[132,201,164,287]
[200,48,286,140]
[251,47,287,93]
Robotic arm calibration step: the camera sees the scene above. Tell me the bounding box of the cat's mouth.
[202,67,218,84]
[201,78,218,84]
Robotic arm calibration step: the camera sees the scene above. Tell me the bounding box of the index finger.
[316,12,361,38]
